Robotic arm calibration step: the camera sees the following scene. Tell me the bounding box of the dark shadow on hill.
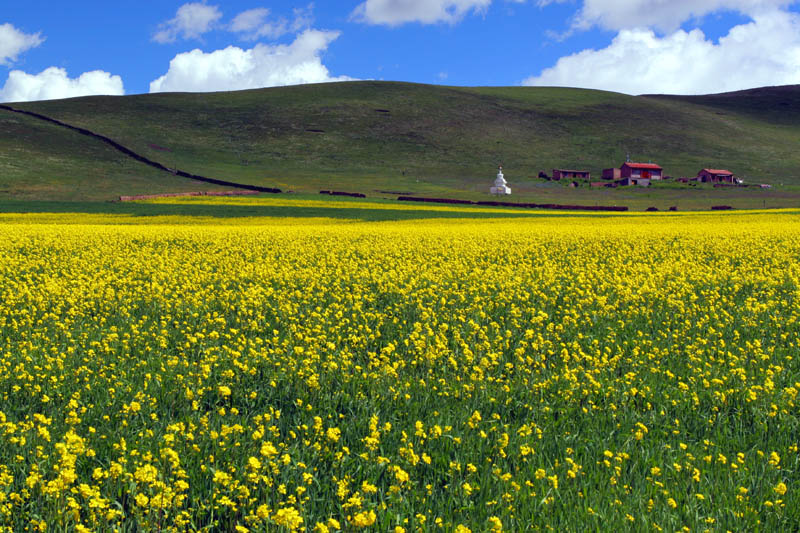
[643,85,800,126]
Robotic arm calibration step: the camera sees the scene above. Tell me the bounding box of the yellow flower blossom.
[349,510,376,528]
[1,209,799,531]
[273,507,303,530]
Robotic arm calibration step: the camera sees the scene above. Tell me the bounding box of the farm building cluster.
[543,162,743,188]
[490,161,771,195]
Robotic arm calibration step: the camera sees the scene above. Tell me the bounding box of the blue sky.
[2,0,799,102]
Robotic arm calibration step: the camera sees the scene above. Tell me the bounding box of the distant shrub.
[320,191,366,198]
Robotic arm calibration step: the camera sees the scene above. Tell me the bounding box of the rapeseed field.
[0,210,798,531]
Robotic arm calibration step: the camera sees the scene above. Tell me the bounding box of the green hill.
[2,81,799,208]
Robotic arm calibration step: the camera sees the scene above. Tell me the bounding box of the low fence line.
[0,104,282,194]
[397,196,629,212]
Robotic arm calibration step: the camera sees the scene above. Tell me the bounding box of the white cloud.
[230,8,286,40]
[571,0,794,32]
[290,5,316,32]
[229,6,313,41]
[153,2,223,43]
[523,10,800,95]
[149,29,353,93]
[351,0,492,25]
[0,67,124,103]
[0,23,44,65]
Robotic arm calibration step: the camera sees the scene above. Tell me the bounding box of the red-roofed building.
[697,168,737,184]
[621,162,663,180]
[601,161,663,186]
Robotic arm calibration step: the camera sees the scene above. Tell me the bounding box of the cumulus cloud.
[149,29,352,93]
[0,23,44,65]
[229,6,313,41]
[572,0,794,32]
[153,2,222,43]
[523,10,800,94]
[351,0,492,25]
[0,67,124,103]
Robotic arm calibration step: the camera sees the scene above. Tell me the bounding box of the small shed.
[553,169,591,181]
[697,169,736,184]
[602,168,621,180]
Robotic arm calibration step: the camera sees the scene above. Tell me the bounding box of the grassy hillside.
[3,82,799,207]
[0,107,234,201]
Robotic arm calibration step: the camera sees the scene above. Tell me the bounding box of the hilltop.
[2,82,799,208]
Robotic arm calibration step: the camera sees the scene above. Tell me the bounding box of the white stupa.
[490,165,511,195]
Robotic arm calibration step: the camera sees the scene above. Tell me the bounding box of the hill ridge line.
[0,104,282,195]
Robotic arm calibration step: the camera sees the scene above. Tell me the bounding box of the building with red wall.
[621,162,663,180]
[601,162,662,186]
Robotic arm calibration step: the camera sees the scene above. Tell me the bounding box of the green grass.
[3,81,800,208]
[0,197,548,222]
[0,194,648,222]
[0,109,234,201]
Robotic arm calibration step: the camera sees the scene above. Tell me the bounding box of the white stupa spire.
[490,165,511,195]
